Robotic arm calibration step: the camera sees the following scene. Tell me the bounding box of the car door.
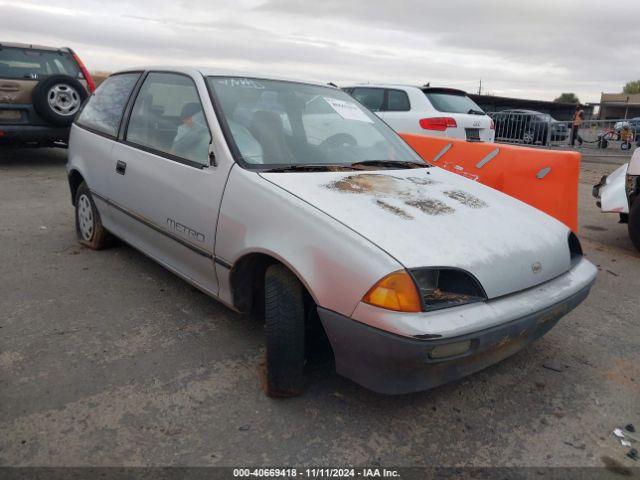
[73,72,142,226]
[108,71,230,296]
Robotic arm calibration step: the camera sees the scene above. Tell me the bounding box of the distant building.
[469,94,593,121]
[598,93,640,120]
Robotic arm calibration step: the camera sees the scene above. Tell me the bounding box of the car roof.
[342,83,418,90]
[0,41,71,53]
[111,66,333,88]
[341,84,469,95]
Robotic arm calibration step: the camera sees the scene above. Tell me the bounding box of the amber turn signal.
[363,270,422,313]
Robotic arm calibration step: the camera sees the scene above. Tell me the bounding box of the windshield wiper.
[467,109,485,115]
[349,160,428,170]
[262,160,428,173]
[262,164,357,173]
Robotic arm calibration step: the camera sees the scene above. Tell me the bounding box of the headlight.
[363,268,487,313]
[410,268,486,312]
[568,232,583,260]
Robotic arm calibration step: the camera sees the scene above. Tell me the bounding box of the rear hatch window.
[0,47,81,80]
[423,88,484,115]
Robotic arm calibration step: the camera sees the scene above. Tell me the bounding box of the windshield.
[207,77,425,169]
[423,90,484,114]
[0,47,81,80]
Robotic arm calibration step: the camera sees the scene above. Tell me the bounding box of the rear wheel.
[264,264,306,397]
[522,129,535,144]
[598,137,608,149]
[628,201,640,253]
[75,182,112,250]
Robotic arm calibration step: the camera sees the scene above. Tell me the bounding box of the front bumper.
[318,257,597,394]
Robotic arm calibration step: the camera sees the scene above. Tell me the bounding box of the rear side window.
[423,90,484,114]
[387,89,410,111]
[77,73,140,137]
[126,72,211,166]
[0,47,80,80]
[350,87,384,112]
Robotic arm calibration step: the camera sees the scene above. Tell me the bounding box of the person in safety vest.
[571,105,584,146]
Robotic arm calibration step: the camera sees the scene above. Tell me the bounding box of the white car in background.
[593,148,640,251]
[342,84,495,142]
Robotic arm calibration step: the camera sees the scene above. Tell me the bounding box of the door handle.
[115,160,127,175]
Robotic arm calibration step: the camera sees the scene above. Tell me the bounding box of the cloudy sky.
[2,0,638,102]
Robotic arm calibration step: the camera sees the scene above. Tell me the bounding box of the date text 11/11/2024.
[232,468,401,478]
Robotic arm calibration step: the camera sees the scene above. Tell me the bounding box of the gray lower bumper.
[318,283,592,395]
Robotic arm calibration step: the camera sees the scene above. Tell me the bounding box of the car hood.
[260,167,572,299]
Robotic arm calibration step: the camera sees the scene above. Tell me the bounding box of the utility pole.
[478,79,482,95]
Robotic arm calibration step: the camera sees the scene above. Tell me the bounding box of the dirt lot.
[0,148,638,469]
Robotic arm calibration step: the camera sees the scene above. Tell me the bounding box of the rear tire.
[264,264,305,397]
[628,201,640,253]
[75,182,112,250]
[522,129,535,144]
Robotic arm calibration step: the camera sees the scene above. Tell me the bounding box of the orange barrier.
[400,133,581,232]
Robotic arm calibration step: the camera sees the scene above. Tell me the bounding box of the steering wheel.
[319,133,357,149]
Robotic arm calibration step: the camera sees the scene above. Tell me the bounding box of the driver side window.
[126,72,211,166]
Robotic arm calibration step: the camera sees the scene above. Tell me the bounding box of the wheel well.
[229,253,278,315]
[68,169,84,206]
[229,253,331,357]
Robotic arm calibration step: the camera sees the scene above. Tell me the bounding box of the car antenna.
[423,82,430,88]
[327,82,338,88]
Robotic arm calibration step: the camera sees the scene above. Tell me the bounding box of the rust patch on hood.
[326,174,404,195]
[444,190,488,209]
[405,199,455,216]
[324,173,456,217]
[376,200,413,220]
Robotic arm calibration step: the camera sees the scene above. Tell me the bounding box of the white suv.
[342,84,495,142]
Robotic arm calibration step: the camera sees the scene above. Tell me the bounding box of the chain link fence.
[488,111,639,156]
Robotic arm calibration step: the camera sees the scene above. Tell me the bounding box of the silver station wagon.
[67,67,597,396]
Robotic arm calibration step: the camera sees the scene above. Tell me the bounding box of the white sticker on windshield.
[324,97,373,123]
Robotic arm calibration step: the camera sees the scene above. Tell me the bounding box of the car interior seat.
[249,110,294,164]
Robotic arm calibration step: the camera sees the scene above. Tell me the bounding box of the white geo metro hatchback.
[67,67,597,396]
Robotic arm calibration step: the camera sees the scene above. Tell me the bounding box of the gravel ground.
[0,148,638,470]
